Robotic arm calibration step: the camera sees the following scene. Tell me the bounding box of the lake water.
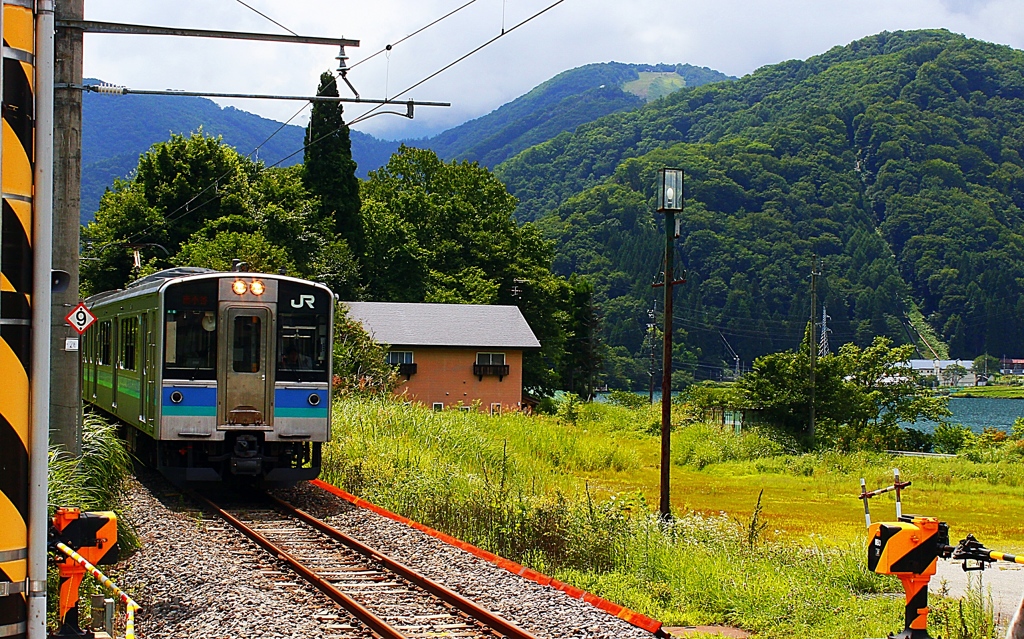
[596,393,1022,434]
[902,397,1023,434]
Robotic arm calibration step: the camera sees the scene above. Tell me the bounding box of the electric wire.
[348,0,568,126]
[233,0,299,36]
[347,0,481,72]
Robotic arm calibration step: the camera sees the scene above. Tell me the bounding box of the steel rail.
[193,493,407,639]
[267,494,542,639]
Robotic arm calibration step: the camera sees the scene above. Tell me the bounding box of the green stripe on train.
[275,408,328,418]
[162,406,217,417]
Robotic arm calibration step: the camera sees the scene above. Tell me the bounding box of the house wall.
[393,347,524,412]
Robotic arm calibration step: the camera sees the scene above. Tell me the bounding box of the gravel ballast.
[113,474,361,639]
[110,472,658,638]
[277,481,656,639]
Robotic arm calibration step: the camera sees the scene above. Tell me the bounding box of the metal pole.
[808,258,819,442]
[51,0,83,455]
[0,1,39,636]
[28,4,55,637]
[660,211,674,519]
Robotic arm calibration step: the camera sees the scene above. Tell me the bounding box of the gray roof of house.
[343,302,541,349]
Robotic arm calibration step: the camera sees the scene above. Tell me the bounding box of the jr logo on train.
[81,268,334,486]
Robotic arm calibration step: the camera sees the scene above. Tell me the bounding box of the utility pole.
[654,168,684,520]
[51,0,84,455]
[648,304,656,404]
[808,257,821,442]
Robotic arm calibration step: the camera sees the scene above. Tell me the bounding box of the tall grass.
[323,398,931,637]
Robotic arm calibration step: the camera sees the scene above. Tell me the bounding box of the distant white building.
[908,359,974,386]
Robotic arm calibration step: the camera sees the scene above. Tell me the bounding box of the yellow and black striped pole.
[0,1,35,638]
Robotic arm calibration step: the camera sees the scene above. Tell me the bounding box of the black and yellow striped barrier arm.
[952,534,1024,569]
[0,1,35,638]
[987,550,1024,565]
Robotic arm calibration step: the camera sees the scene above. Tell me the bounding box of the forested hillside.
[81,62,730,221]
[496,30,1024,387]
[426,62,732,168]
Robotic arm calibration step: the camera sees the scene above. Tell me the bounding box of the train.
[81,266,334,486]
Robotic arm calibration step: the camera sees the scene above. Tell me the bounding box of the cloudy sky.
[83,0,1024,140]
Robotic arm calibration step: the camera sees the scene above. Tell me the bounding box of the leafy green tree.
[740,336,950,450]
[82,131,258,294]
[973,354,999,378]
[360,146,573,393]
[304,71,362,253]
[333,303,396,396]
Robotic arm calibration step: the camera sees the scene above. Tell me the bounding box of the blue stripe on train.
[275,389,328,417]
[162,386,217,416]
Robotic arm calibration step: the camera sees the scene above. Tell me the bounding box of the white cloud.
[82,0,1024,140]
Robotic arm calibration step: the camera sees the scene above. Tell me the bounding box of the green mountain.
[495,30,1024,386]
[425,63,733,168]
[81,63,731,222]
[81,80,398,222]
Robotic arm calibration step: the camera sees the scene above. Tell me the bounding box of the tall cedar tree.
[304,71,363,254]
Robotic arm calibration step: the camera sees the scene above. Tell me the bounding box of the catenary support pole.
[29,3,55,637]
[808,258,820,442]
[51,0,84,455]
[660,210,674,519]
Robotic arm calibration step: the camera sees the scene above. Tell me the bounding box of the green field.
[951,384,1024,399]
[321,399,1020,637]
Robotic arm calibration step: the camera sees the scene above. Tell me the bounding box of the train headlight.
[232,280,247,295]
[308,393,321,406]
[249,280,266,296]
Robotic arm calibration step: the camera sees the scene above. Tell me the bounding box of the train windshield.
[164,309,217,379]
[276,312,329,382]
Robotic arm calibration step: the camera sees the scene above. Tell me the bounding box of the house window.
[432,402,444,411]
[460,406,472,412]
[490,403,502,416]
[120,317,138,371]
[387,351,414,365]
[476,352,505,366]
[474,352,509,381]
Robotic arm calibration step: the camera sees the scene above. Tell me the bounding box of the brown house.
[344,302,541,413]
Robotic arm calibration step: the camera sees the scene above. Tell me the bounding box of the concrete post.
[51,0,84,455]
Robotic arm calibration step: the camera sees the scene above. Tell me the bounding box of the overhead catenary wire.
[348,0,568,126]
[232,0,298,36]
[347,0,481,72]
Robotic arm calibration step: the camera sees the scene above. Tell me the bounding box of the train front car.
[160,272,333,485]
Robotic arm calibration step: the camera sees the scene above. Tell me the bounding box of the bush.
[933,424,974,454]
[607,390,648,410]
[896,427,934,453]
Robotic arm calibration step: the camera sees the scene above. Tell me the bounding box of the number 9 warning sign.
[64,302,97,335]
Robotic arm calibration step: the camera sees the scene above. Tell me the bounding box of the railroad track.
[196,491,540,639]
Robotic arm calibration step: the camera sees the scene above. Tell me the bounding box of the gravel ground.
[277,481,656,639]
[111,473,363,639]
[935,558,1024,629]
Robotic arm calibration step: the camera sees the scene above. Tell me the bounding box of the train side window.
[233,315,262,373]
[97,321,111,366]
[120,317,138,371]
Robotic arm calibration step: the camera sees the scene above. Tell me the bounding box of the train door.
[111,317,119,409]
[143,310,157,432]
[219,306,273,427]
